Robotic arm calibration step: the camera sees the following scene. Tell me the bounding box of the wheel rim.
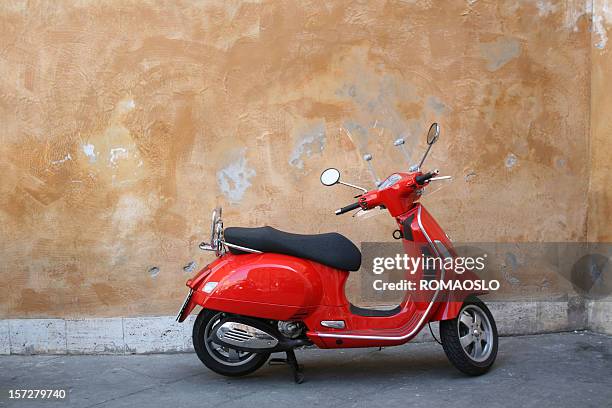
[457,305,494,363]
[204,313,257,366]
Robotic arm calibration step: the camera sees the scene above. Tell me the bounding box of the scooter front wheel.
[193,309,270,377]
[439,297,498,375]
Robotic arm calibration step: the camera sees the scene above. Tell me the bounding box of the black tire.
[440,297,498,375]
[192,309,270,377]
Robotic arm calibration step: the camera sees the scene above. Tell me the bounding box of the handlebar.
[335,202,361,215]
[334,169,444,215]
[415,169,439,184]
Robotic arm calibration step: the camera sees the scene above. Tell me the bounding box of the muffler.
[216,321,279,349]
[211,317,310,353]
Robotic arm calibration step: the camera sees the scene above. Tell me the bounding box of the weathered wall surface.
[0,1,598,319]
[587,1,612,335]
[589,1,612,243]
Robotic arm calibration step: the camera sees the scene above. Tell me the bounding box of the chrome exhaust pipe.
[211,317,311,353]
[215,321,279,350]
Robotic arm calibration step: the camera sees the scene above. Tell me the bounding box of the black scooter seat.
[224,226,362,271]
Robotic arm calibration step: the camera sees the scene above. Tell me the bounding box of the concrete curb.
[1,299,600,355]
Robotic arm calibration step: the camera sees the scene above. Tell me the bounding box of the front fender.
[428,269,489,322]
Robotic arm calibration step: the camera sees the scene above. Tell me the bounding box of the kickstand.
[286,349,304,384]
[268,349,304,384]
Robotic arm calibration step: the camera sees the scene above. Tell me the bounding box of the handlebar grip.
[415,169,439,184]
[335,202,361,215]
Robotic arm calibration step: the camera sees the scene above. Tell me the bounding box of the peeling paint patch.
[217,149,256,203]
[289,122,326,169]
[480,38,521,71]
[342,120,370,151]
[593,15,607,49]
[505,153,518,169]
[502,252,521,285]
[82,143,97,163]
[51,153,72,165]
[148,266,160,278]
[334,66,418,149]
[113,195,148,232]
[592,3,612,50]
[183,261,197,273]
[109,147,128,167]
[116,98,136,115]
[564,0,593,32]
[555,157,566,169]
[536,0,558,17]
[427,96,448,115]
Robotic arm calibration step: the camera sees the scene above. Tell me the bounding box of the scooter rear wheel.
[440,297,498,375]
[193,309,270,377]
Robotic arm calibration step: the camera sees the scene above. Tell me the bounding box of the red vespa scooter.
[176,123,498,383]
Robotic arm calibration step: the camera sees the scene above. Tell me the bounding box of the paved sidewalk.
[0,332,610,408]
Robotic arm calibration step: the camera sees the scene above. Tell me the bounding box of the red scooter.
[177,123,498,382]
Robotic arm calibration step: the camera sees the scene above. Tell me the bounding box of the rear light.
[203,282,218,293]
[187,267,212,288]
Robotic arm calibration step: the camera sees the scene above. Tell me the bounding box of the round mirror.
[320,168,341,186]
[427,123,440,145]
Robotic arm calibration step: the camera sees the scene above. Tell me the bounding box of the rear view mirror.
[320,168,341,186]
[427,123,440,145]
[418,123,441,169]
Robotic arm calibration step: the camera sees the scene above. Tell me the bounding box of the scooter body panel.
[409,205,486,320]
[180,203,477,348]
[184,253,326,321]
[305,204,463,348]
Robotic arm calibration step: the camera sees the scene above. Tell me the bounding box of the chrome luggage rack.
[199,207,262,256]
